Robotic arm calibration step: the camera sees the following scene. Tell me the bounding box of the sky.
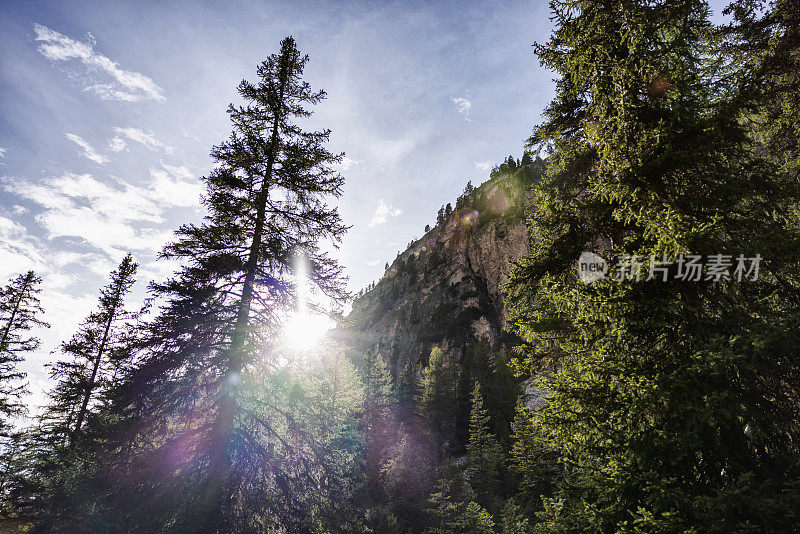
[0,0,733,414]
[0,0,557,413]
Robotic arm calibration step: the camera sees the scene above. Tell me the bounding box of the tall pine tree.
[0,271,48,433]
[506,0,800,530]
[103,36,349,532]
[420,346,457,458]
[44,253,138,444]
[361,351,395,498]
[465,383,502,510]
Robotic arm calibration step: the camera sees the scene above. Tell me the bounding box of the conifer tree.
[0,271,48,433]
[361,351,394,496]
[103,36,349,532]
[506,0,800,530]
[508,399,555,517]
[44,254,138,443]
[420,347,456,457]
[465,383,502,509]
[425,464,495,534]
[426,494,495,534]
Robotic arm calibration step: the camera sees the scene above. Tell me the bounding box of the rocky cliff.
[332,162,541,378]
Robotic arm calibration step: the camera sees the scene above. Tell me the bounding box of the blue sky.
[0,0,555,411]
[0,0,731,412]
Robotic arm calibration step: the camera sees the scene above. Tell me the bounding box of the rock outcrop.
[332,166,537,377]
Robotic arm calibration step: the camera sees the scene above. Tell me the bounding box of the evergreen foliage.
[2,2,800,532]
[465,383,502,510]
[420,347,457,457]
[91,36,348,532]
[44,254,138,443]
[0,271,48,433]
[505,0,800,531]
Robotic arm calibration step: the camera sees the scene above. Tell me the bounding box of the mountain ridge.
[333,156,543,378]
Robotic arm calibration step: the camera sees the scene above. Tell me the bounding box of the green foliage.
[466,383,503,510]
[420,347,458,456]
[505,0,800,531]
[361,351,395,497]
[0,271,48,433]
[44,254,138,443]
[4,3,800,532]
[459,342,519,446]
[500,500,532,534]
[27,36,353,532]
[508,399,556,517]
[381,423,436,530]
[10,255,140,529]
[425,466,496,534]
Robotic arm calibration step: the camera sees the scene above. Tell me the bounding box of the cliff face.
[333,168,536,377]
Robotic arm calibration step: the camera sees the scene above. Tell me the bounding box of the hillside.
[333,156,544,379]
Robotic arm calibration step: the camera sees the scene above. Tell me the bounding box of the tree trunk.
[70,311,113,440]
[0,274,30,352]
[202,54,289,527]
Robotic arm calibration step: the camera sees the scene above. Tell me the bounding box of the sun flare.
[283,310,332,352]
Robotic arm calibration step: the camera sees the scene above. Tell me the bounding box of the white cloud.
[107,136,126,152]
[474,161,491,172]
[0,147,6,158]
[367,259,381,267]
[368,198,402,227]
[51,250,114,275]
[65,133,109,164]
[12,205,27,215]
[450,96,472,121]
[336,156,360,171]
[148,162,204,207]
[8,172,181,257]
[33,24,165,103]
[0,215,47,280]
[113,127,172,153]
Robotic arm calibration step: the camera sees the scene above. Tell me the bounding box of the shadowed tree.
[361,351,395,497]
[103,36,349,532]
[505,0,800,530]
[465,383,502,509]
[44,253,138,444]
[0,271,48,434]
[420,347,457,458]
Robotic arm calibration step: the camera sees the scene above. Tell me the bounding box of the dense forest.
[1,0,799,532]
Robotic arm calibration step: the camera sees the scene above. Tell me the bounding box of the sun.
[283,310,333,352]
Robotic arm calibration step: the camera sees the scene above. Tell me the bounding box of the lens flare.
[458,207,479,227]
[284,311,332,351]
[282,254,332,351]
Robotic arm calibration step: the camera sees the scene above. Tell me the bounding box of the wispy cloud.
[107,136,126,152]
[474,161,491,172]
[113,127,172,153]
[336,156,360,171]
[6,168,198,257]
[450,96,472,121]
[369,198,402,227]
[65,133,109,164]
[149,162,204,207]
[0,215,46,280]
[0,147,6,158]
[33,23,165,103]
